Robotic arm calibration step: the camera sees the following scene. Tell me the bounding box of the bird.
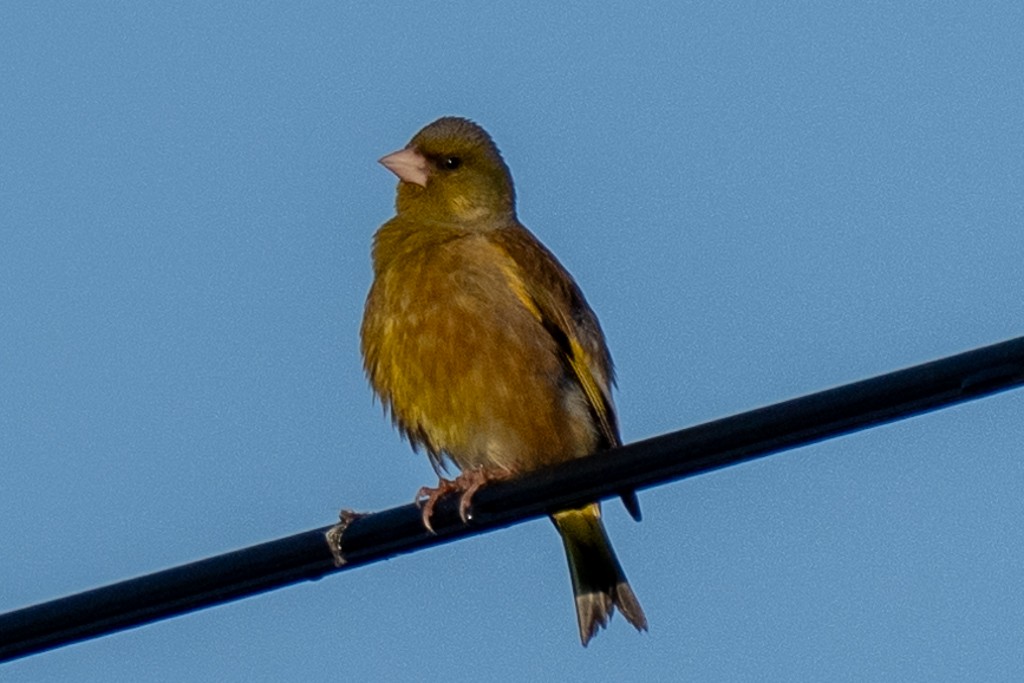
[360,116,647,646]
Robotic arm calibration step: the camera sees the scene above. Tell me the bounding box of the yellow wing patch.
[499,259,616,447]
[500,261,543,321]
[566,336,617,446]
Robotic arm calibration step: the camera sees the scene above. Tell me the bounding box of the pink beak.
[379,147,429,188]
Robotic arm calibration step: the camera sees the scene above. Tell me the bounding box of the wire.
[2,336,1022,662]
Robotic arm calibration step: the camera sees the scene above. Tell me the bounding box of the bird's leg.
[452,467,513,524]
[414,468,514,532]
[415,477,459,534]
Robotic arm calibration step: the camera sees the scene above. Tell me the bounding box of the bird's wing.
[491,225,621,450]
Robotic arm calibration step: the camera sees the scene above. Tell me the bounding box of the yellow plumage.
[361,116,646,645]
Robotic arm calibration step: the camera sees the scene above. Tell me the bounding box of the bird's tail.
[551,504,647,646]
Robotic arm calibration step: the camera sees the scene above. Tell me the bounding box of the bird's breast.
[361,230,598,472]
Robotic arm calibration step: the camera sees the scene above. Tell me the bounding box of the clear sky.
[2,4,1023,681]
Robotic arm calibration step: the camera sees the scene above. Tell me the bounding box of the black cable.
[2,336,1022,662]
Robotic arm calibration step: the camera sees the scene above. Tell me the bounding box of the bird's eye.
[440,156,462,170]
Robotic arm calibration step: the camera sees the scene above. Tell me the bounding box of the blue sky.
[2,3,1022,681]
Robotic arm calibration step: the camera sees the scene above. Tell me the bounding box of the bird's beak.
[379,147,429,188]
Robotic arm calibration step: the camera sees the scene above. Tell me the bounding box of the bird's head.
[380,117,516,224]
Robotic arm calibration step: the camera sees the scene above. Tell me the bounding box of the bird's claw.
[414,468,513,533]
[415,478,458,534]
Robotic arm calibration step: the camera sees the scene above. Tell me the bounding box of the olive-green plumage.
[361,116,646,646]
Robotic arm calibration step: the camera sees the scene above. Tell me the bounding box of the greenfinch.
[361,116,647,646]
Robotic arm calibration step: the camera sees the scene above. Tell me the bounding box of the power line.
[2,336,1022,662]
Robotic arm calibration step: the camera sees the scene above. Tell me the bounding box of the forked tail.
[552,504,647,646]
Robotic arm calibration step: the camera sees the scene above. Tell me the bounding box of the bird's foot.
[415,477,460,534]
[414,468,513,533]
[452,467,513,524]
